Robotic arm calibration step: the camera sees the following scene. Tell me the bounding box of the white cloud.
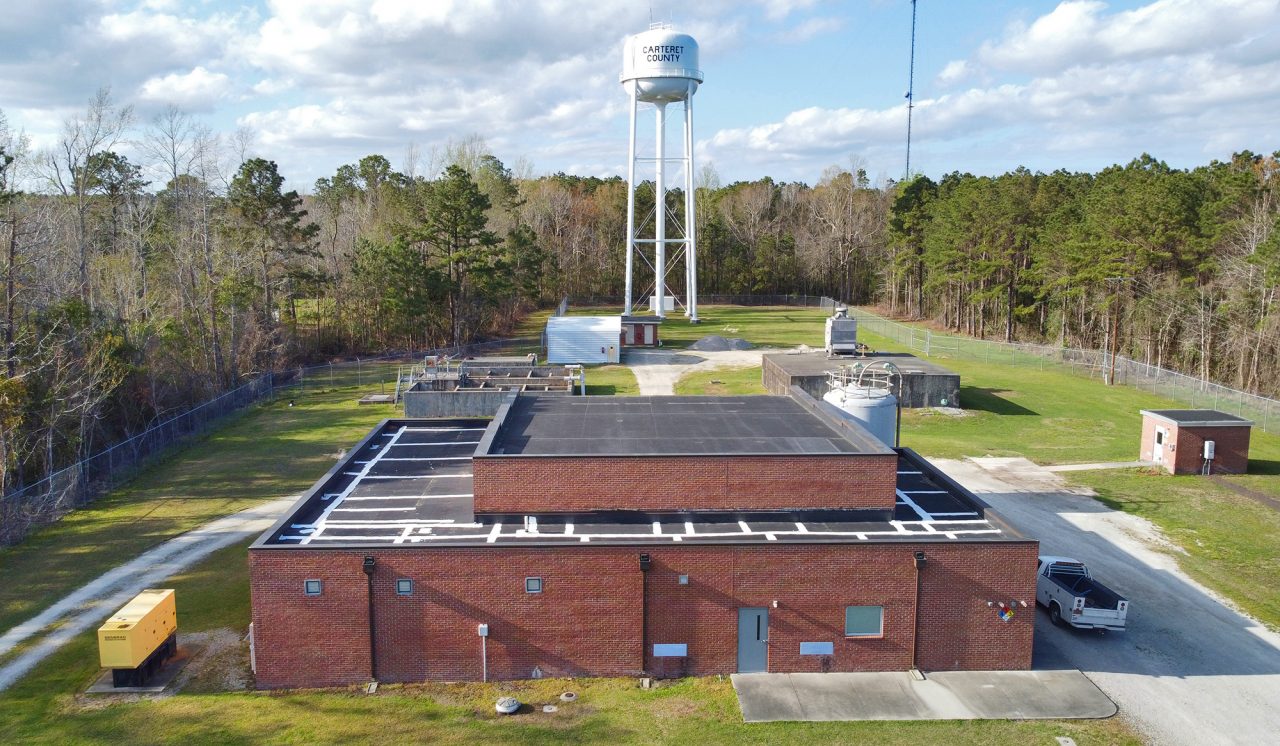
[251,78,294,96]
[4,0,1278,189]
[702,0,1280,180]
[973,0,1278,74]
[937,60,969,85]
[139,67,233,109]
[778,16,844,43]
[757,0,820,22]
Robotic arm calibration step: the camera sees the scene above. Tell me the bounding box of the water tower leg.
[623,83,638,316]
[654,102,667,319]
[684,87,698,323]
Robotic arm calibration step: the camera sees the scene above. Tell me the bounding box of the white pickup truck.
[1036,556,1129,632]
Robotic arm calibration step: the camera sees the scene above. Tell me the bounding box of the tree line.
[1,90,1276,497]
[886,154,1279,393]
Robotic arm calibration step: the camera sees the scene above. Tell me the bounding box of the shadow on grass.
[1245,458,1280,476]
[959,386,1039,416]
[585,385,621,395]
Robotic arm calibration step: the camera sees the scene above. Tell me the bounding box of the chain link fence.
[0,336,537,546]
[846,307,1279,435]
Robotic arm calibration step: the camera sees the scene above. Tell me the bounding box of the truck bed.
[1044,567,1123,610]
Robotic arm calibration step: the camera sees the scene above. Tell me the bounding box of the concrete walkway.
[0,497,294,692]
[732,670,1116,722]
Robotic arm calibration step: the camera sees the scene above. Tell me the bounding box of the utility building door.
[737,607,769,673]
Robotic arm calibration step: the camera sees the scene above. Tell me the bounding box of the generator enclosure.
[97,589,177,669]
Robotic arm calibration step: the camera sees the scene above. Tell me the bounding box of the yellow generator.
[97,589,178,687]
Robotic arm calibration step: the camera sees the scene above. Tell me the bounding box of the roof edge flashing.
[1140,409,1254,428]
[786,384,895,455]
[475,391,519,455]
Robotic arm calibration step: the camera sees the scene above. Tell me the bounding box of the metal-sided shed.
[1140,409,1253,475]
[546,315,621,364]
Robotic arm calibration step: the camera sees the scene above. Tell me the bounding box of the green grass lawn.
[1070,468,1280,627]
[584,365,640,395]
[0,386,396,636]
[567,305,828,350]
[0,644,1139,746]
[857,328,1199,464]
[674,365,767,396]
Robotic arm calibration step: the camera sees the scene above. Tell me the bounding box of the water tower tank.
[621,27,702,103]
[823,384,897,447]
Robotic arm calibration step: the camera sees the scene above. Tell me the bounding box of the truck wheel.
[1049,602,1064,627]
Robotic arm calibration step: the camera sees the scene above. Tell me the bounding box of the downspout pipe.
[363,555,377,681]
[640,553,651,674]
[911,551,926,671]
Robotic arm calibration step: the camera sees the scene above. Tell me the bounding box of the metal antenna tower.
[905,0,918,180]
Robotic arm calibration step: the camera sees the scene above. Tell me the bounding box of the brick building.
[1139,409,1253,475]
[249,394,1037,689]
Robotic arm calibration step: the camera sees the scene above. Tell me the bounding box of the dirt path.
[0,497,294,692]
[623,348,783,395]
[936,457,1280,746]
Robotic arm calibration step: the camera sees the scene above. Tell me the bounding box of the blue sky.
[2,1,1277,191]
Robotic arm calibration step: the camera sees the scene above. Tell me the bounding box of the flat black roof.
[1142,409,1254,427]
[253,419,1021,548]
[762,350,958,378]
[486,395,891,456]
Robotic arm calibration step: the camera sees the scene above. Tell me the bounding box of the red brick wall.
[472,454,897,513]
[248,552,374,689]
[1141,416,1251,475]
[1171,425,1250,475]
[250,540,1035,689]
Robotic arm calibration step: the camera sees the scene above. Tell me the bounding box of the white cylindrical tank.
[823,385,897,447]
[620,27,702,103]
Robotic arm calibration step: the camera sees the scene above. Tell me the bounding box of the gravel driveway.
[935,457,1280,746]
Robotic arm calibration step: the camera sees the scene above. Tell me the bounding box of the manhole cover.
[495,697,520,715]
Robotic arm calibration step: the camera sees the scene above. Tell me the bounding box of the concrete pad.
[732,669,1116,722]
[929,670,1117,719]
[84,644,197,694]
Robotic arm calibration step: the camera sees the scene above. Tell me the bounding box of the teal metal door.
[737,607,768,673]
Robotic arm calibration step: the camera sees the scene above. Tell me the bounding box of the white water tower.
[620,24,703,321]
